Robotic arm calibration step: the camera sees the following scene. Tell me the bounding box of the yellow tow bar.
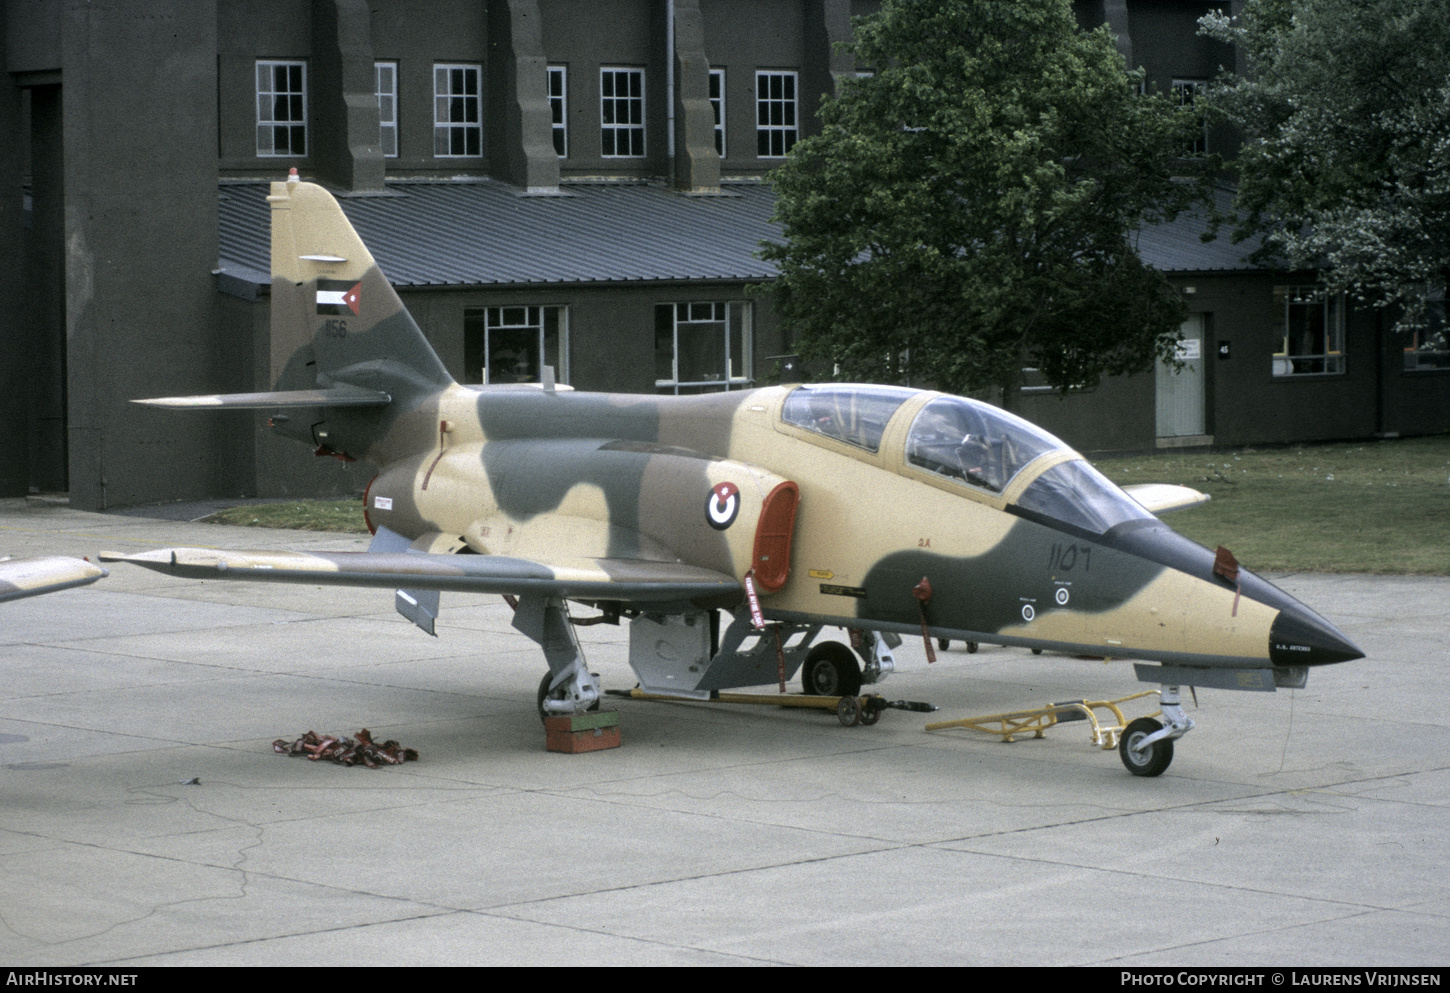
[925,690,1161,749]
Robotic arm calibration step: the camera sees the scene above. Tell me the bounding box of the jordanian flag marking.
[317,280,362,316]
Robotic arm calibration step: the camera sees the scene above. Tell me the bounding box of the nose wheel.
[1118,685,1194,776]
[1118,717,1174,776]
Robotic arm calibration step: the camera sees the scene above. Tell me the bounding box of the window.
[709,68,725,156]
[464,307,568,386]
[655,302,752,394]
[601,68,645,157]
[435,64,482,157]
[376,62,398,158]
[548,66,568,157]
[257,60,307,156]
[1273,285,1345,376]
[1404,291,1449,371]
[756,71,797,158]
[1171,79,1208,155]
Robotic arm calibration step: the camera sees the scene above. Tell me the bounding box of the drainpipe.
[667,0,675,183]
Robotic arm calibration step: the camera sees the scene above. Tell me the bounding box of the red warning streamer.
[914,576,937,663]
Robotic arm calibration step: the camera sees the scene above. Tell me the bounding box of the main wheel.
[937,637,951,651]
[966,642,979,654]
[801,642,862,697]
[537,671,600,722]
[1119,717,1174,777]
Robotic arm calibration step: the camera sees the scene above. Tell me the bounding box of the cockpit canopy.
[782,385,1155,536]
[780,384,915,454]
[905,395,1059,493]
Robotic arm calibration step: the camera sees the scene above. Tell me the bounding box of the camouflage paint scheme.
[0,557,106,604]
[102,178,1362,748]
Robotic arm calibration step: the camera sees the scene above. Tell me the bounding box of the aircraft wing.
[0,556,107,604]
[97,547,740,604]
[134,387,391,409]
[1122,483,1211,514]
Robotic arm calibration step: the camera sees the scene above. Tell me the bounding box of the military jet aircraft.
[101,172,1362,776]
[0,556,106,604]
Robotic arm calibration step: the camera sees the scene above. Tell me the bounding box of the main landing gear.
[936,638,979,653]
[510,594,602,721]
[800,631,898,698]
[801,642,861,697]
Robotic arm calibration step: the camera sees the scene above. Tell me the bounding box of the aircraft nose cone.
[1269,608,1364,667]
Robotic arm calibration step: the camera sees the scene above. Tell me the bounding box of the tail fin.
[138,172,454,460]
[269,172,453,401]
[259,171,454,455]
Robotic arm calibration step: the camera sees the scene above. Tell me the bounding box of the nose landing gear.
[1119,685,1194,777]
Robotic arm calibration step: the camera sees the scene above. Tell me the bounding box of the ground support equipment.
[544,710,621,753]
[925,690,1162,750]
[608,687,936,727]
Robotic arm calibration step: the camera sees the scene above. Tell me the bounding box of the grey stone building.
[3,0,1446,510]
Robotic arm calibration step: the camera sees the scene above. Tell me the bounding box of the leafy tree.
[1201,0,1450,330]
[760,0,1208,405]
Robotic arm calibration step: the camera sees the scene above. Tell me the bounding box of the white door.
[1156,314,1206,438]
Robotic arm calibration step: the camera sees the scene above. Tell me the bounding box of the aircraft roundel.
[706,482,740,530]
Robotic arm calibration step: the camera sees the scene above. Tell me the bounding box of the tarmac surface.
[0,497,1446,967]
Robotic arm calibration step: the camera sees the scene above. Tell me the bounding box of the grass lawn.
[204,501,368,533]
[200,433,1450,576]
[1093,433,1450,575]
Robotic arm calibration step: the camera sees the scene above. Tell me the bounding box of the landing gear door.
[629,611,713,698]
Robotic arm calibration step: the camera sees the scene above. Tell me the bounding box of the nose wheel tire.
[1119,717,1174,777]
[802,641,862,697]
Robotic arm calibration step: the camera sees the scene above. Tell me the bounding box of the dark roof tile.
[217,179,1264,288]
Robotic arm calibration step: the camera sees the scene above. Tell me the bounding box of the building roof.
[1132,186,1268,275]
[216,178,1263,292]
[217,179,785,290]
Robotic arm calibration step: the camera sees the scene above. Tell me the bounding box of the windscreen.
[1015,459,1156,534]
[905,396,1062,493]
[781,385,916,453]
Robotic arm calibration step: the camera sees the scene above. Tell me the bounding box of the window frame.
[547,65,568,158]
[755,70,798,159]
[256,59,308,158]
[1402,290,1450,372]
[1171,78,1209,156]
[600,67,645,158]
[464,306,569,386]
[709,68,726,157]
[434,63,483,158]
[654,301,753,394]
[1272,285,1347,377]
[376,61,398,158]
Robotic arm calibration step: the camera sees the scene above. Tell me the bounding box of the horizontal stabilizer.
[134,387,391,409]
[99,547,741,604]
[1122,483,1211,514]
[0,556,107,604]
